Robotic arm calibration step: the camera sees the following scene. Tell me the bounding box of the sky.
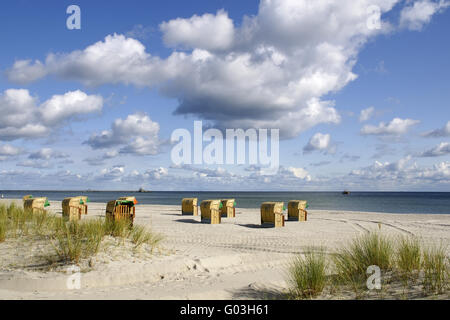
[0,0,449,191]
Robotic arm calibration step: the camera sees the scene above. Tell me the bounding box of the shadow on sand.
[230,286,288,300]
[161,213,184,216]
[237,223,275,229]
[175,219,202,224]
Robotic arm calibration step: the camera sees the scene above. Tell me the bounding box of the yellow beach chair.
[106,196,137,224]
[23,197,50,214]
[62,196,89,221]
[200,200,222,224]
[220,199,236,218]
[261,202,285,227]
[287,200,308,222]
[182,198,198,216]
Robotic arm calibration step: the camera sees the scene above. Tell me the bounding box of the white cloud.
[6,34,164,87]
[400,0,450,31]
[0,89,48,140]
[5,1,407,138]
[0,144,22,156]
[422,121,450,137]
[418,142,450,157]
[0,89,103,141]
[303,133,335,154]
[359,106,375,122]
[39,90,103,124]
[349,156,450,186]
[84,150,119,166]
[130,167,169,180]
[85,113,161,155]
[97,165,126,181]
[6,1,447,139]
[0,144,22,161]
[284,167,312,181]
[17,159,52,169]
[125,24,155,40]
[6,60,48,84]
[29,148,69,160]
[361,117,420,136]
[160,9,234,51]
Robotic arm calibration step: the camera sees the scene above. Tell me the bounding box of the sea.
[1,191,450,214]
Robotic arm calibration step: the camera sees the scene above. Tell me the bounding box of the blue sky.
[0,0,449,191]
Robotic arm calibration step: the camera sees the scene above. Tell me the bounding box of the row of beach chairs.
[21,195,308,228]
[182,198,308,227]
[22,195,138,224]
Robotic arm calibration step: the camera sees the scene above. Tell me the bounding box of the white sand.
[0,199,449,300]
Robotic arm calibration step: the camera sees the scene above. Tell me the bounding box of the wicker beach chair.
[62,196,89,221]
[23,197,50,214]
[200,200,222,224]
[261,202,285,227]
[182,198,198,216]
[287,200,308,222]
[106,196,137,224]
[220,199,236,218]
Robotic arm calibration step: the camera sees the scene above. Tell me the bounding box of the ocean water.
[1,191,450,214]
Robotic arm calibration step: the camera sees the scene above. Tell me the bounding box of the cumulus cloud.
[29,148,69,160]
[84,150,119,166]
[422,121,450,137]
[85,113,161,155]
[6,1,448,139]
[17,159,52,169]
[160,9,234,51]
[171,164,234,178]
[39,90,103,124]
[129,167,169,181]
[6,60,48,84]
[349,156,450,187]
[0,144,23,161]
[418,142,450,157]
[303,133,335,154]
[361,118,420,136]
[400,0,450,31]
[284,167,312,181]
[97,165,126,181]
[359,106,375,122]
[125,24,155,40]
[8,0,423,138]
[0,89,103,141]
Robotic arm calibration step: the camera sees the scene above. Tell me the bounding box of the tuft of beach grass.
[332,232,394,293]
[130,224,163,250]
[422,244,448,295]
[0,203,162,266]
[396,236,422,284]
[287,248,328,299]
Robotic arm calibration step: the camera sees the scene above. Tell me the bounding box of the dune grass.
[52,219,105,263]
[422,244,448,294]
[0,203,162,265]
[396,236,422,283]
[287,248,328,299]
[0,208,6,242]
[332,232,394,292]
[286,232,449,299]
[130,224,163,249]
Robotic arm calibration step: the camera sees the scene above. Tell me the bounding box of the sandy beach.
[0,198,449,300]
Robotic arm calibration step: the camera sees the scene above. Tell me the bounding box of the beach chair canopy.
[117,196,138,205]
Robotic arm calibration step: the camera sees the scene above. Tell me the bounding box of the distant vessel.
[342,191,350,195]
[138,188,151,193]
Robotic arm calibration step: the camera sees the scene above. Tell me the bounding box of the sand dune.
[0,199,449,299]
